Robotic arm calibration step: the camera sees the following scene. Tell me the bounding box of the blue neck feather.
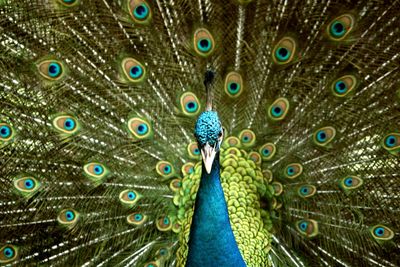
[185,153,246,267]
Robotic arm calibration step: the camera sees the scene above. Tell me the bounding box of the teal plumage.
[1,0,400,266]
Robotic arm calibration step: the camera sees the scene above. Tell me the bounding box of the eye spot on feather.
[158,248,169,257]
[119,189,141,207]
[130,65,143,79]
[0,125,11,138]
[128,0,152,24]
[296,219,318,237]
[382,133,400,153]
[127,212,147,226]
[327,14,354,41]
[0,123,15,143]
[193,28,215,57]
[52,115,80,135]
[224,72,243,98]
[156,215,172,231]
[248,151,261,165]
[259,143,276,161]
[313,126,336,147]
[297,185,317,198]
[370,225,394,241]
[272,182,283,196]
[169,178,182,192]
[222,136,241,149]
[268,98,289,121]
[122,58,146,83]
[284,163,303,179]
[84,162,109,181]
[0,245,18,263]
[57,209,79,227]
[156,161,175,178]
[14,176,41,196]
[127,117,153,139]
[180,92,201,116]
[238,129,256,147]
[272,37,297,64]
[134,4,149,19]
[332,75,357,97]
[182,162,195,176]
[339,175,363,191]
[187,142,201,159]
[37,60,65,81]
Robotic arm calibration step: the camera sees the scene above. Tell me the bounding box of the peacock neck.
[185,152,246,267]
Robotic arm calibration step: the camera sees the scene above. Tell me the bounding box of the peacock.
[0,0,399,266]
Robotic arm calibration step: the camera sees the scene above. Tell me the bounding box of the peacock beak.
[201,142,217,174]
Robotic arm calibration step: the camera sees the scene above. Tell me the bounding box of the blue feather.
[186,153,246,267]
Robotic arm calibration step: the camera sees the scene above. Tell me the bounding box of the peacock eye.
[122,58,146,83]
[0,124,11,138]
[169,178,182,192]
[57,208,79,227]
[0,245,18,263]
[0,123,15,142]
[296,219,319,237]
[224,72,243,98]
[382,133,400,152]
[37,60,65,80]
[193,28,215,57]
[182,162,195,176]
[268,98,290,121]
[198,39,211,52]
[14,176,41,196]
[127,212,147,226]
[331,75,357,97]
[238,129,256,147]
[272,37,297,64]
[259,143,276,161]
[133,4,149,20]
[335,81,347,93]
[156,161,175,178]
[222,136,240,148]
[313,126,336,147]
[84,162,109,182]
[327,14,354,41]
[137,123,148,135]
[119,189,141,207]
[339,175,363,192]
[49,63,61,77]
[180,92,201,116]
[129,65,144,79]
[248,151,262,165]
[284,163,303,179]
[187,142,201,159]
[52,115,80,135]
[128,0,152,24]
[156,215,172,231]
[297,185,317,198]
[370,225,394,241]
[127,117,153,139]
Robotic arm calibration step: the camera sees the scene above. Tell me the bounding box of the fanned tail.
[1,0,400,266]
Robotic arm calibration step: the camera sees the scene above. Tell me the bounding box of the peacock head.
[194,111,224,174]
